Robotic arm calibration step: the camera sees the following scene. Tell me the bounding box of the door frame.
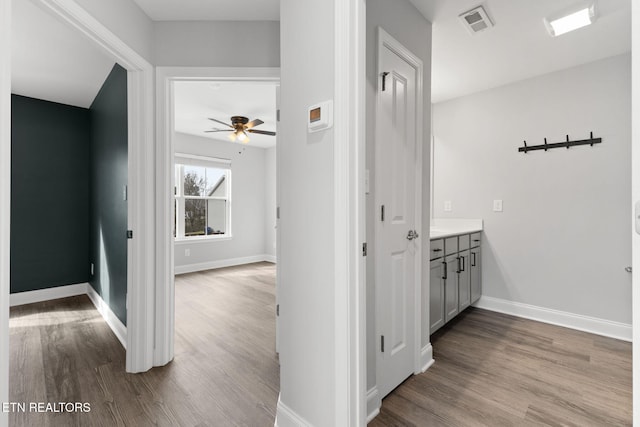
[154,66,280,366]
[374,27,424,396]
[0,0,156,396]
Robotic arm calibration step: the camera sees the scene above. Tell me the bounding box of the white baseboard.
[10,283,88,307]
[474,296,632,342]
[275,394,312,427]
[420,344,435,373]
[264,254,277,263]
[175,254,275,275]
[366,387,380,423]
[86,285,127,349]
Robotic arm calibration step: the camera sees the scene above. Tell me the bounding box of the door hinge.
[362,242,367,257]
[276,304,279,316]
[381,335,385,352]
[381,205,385,222]
[127,230,133,239]
[277,109,280,122]
[277,207,280,220]
[381,71,390,91]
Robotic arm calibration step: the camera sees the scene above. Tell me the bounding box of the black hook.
[523,140,528,153]
[544,137,548,151]
[566,134,570,149]
[590,131,594,146]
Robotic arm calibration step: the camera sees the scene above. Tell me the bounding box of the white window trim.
[173,159,232,240]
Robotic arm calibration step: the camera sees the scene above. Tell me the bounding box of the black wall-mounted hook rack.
[518,132,601,154]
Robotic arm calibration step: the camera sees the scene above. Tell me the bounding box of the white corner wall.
[264,146,276,260]
[433,54,632,326]
[174,133,275,273]
[154,21,280,67]
[278,0,337,425]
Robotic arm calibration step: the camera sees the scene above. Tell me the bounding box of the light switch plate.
[444,201,452,212]
[493,199,503,212]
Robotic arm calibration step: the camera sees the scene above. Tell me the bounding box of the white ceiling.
[173,81,278,149]
[409,0,631,103]
[11,0,630,113]
[11,0,115,108]
[132,0,280,21]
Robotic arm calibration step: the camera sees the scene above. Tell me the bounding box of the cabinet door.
[458,249,471,311]
[429,260,445,334]
[444,255,459,322]
[470,248,481,304]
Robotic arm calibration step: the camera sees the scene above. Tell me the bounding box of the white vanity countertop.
[430,218,483,239]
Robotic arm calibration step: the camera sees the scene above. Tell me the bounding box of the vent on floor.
[459,5,494,34]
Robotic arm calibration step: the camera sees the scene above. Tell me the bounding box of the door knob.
[407,230,419,241]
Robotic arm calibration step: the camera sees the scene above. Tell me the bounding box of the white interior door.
[375,28,422,399]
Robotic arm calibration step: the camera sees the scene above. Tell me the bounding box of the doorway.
[155,67,280,365]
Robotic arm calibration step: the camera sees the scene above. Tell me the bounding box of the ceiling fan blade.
[208,118,233,128]
[247,129,276,136]
[245,119,264,129]
[204,129,228,133]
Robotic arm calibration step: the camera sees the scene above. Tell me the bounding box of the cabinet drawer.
[445,237,458,255]
[458,234,470,251]
[430,239,444,260]
[470,232,481,248]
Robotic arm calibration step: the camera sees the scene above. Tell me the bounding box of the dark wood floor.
[10,266,632,426]
[9,262,279,426]
[370,308,632,427]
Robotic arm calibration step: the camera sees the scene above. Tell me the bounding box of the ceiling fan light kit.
[206,115,276,144]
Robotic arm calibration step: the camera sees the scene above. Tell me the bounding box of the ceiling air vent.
[459,5,494,34]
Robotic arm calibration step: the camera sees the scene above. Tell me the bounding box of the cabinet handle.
[456,256,462,274]
[432,248,442,253]
[442,261,447,280]
[473,239,480,242]
[471,252,476,267]
[461,256,465,272]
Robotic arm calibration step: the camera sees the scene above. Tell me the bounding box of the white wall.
[74,0,154,63]
[631,3,640,422]
[278,0,336,424]
[365,0,432,396]
[174,132,274,272]
[154,21,279,67]
[264,146,276,259]
[433,54,632,325]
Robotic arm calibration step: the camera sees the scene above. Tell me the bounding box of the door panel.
[376,32,421,399]
[458,250,471,311]
[429,260,445,334]
[470,249,481,304]
[445,255,459,322]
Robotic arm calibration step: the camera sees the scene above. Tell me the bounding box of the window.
[174,154,231,240]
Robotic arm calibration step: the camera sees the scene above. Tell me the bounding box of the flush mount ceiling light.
[544,3,596,37]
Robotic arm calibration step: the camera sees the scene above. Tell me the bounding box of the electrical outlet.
[444,200,452,212]
[185,248,191,257]
[493,199,503,212]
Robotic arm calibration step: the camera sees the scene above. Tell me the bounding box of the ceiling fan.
[205,116,276,143]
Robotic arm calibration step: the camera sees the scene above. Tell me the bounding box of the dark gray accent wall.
[10,95,90,293]
[89,64,128,325]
